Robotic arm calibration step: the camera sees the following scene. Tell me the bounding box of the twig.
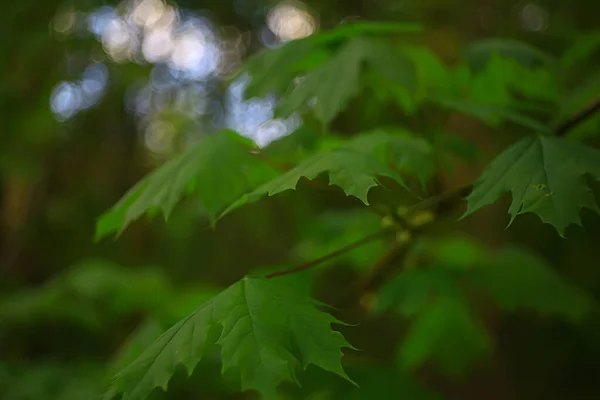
[265,231,387,279]
[555,97,600,137]
[334,244,406,307]
[264,96,600,281]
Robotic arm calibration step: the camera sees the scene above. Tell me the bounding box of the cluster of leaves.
[376,236,589,376]
[94,21,600,400]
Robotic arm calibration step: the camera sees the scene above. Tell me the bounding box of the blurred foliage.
[3,0,600,400]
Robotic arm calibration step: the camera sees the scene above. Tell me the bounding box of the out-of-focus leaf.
[346,128,436,187]
[398,295,491,376]
[469,247,590,321]
[464,37,555,71]
[243,21,421,102]
[277,37,416,125]
[402,45,453,100]
[0,362,103,400]
[432,96,550,132]
[243,39,318,99]
[561,31,600,70]
[411,235,488,269]
[375,267,466,317]
[432,131,482,162]
[61,259,170,314]
[470,54,560,105]
[313,22,422,44]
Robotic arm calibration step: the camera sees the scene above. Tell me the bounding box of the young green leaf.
[375,268,466,318]
[432,96,550,132]
[561,31,600,70]
[312,21,422,44]
[469,247,590,321]
[220,142,406,219]
[398,295,491,376]
[277,37,416,126]
[346,128,436,186]
[95,130,278,240]
[242,21,421,102]
[463,135,600,236]
[463,37,555,71]
[104,276,355,400]
[242,38,318,99]
[470,54,560,105]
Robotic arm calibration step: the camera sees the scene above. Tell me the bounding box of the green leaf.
[561,31,600,70]
[398,295,491,376]
[375,268,466,317]
[431,96,550,132]
[313,21,422,44]
[463,135,600,236]
[403,46,451,99]
[345,128,436,186]
[469,246,590,321]
[243,39,318,99]
[221,138,407,219]
[464,37,555,71]
[104,276,355,400]
[260,124,323,164]
[432,131,482,162]
[412,235,488,269]
[277,37,416,126]
[470,54,560,105]
[242,21,421,102]
[95,130,278,240]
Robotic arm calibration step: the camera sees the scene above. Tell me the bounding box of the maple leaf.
[95,130,278,240]
[469,246,590,321]
[398,295,491,376]
[242,38,318,99]
[104,276,355,400]
[220,139,407,219]
[242,22,421,102]
[463,135,600,236]
[374,263,490,377]
[277,37,416,126]
[464,37,554,71]
[346,128,436,186]
[469,54,560,105]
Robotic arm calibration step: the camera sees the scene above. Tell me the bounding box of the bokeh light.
[51,0,318,150]
[267,1,317,42]
[520,3,548,32]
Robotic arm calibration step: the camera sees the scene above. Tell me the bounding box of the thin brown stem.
[265,231,387,279]
[555,97,600,137]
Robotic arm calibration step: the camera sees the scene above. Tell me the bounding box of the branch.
[265,231,387,279]
[555,97,600,137]
[264,96,600,281]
